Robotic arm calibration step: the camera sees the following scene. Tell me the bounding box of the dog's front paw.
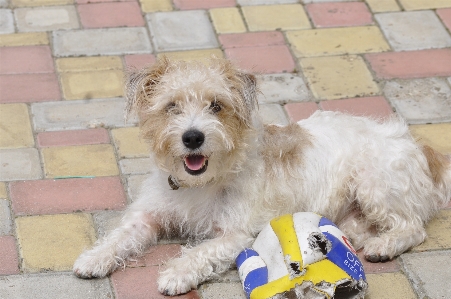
[157,264,198,295]
[73,249,118,279]
[363,237,392,263]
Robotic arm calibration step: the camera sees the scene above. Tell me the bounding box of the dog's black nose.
[182,130,205,149]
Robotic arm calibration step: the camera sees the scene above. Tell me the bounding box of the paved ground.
[1,0,451,298]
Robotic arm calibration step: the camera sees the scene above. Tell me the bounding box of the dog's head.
[126,57,259,188]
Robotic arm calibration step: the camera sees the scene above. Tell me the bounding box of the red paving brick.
[124,54,156,69]
[0,46,54,74]
[356,250,400,274]
[0,73,61,103]
[78,2,145,28]
[0,236,20,275]
[219,31,285,48]
[306,2,373,28]
[225,45,295,74]
[37,129,110,147]
[319,96,393,119]
[284,102,319,122]
[111,266,200,299]
[10,177,127,215]
[437,8,451,32]
[365,49,451,79]
[127,244,182,268]
[174,0,235,10]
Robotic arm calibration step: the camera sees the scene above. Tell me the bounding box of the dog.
[73,58,451,296]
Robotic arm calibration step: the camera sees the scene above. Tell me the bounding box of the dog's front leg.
[73,210,160,278]
[158,232,254,295]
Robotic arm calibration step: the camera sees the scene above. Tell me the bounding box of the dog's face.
[126,58,258,187]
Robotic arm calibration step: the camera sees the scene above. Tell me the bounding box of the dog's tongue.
[184,155,206,171]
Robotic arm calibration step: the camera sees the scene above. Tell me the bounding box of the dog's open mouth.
[184,155,208,175]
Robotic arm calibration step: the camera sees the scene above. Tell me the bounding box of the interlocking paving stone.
[11,0,73,7]
[210,7,246,34]
[174,0,235,9]
[92,210,123,238]
[147,10,218,52]
[365,272,416,299]
[219,31,285,48]
[356,250,400,274]
[0,104,34,149]
[241,4,311,31]
[384,78,451,124]
[411,209,451,251]
[366,49,451,79]
[375,11,451,51]
[124,54,156,69]
[158,49,224,62]
[78,2,145,28]
[437,8,451,31]
[140,0,173,13]
[0,200,13,235]
[0,9,14,34]
[53,27,152,57]
[0,73,61,103]
[0,46,54,74]
[0,0,7,7]
[306,2,373,28]
[119,158,154,175]
[42,144,119,178]
[365,0,400,12]
[0,32,49,47]
[284,102,319,122]
[0,273,113,299]
[126,244,182,267]
[0,236,20,275]
[199,282,246,299]
[0,148,42,181]
[31,98,135,131]
[238,0,298,4]
[257,73,310,104]
[319,96,393,119]
[409,123,451,154]
[0,183,6,199]
[37,128,110,147]
[56,56,123,72]
[300,55,380,100]
[398,0,451,10]
[286,26,390,58]
[10,177,127,215]
[259,104,289,125]
[111,127,149,158]
[16,213,96,272]
[127,174,150,202]
[401,251,451,299]
[14,6,79,32]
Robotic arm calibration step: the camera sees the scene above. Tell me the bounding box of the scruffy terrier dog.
[73,58,451,296]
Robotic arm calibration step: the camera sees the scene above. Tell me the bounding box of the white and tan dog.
[73,58,451,295]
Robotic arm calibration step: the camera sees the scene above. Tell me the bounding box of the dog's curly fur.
[73,58,451,296]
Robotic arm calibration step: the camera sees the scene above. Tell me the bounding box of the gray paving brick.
[0,0,8,8]
[401,251,451,299]
[53,28,152,57]
[127,174,150,202]
[0,200,13,235]
[31,98,138,131]
[14,6,79,32]
[0,148,42,181]
[119,157,155,175]
[0,273,113,299]
[384,78,451,124]
[199,282,246,299]
[147,10,218,52]
[0,9,14,34]
[259,104,290,126]
[376,11,451,51]
[93,210,123,238]
[257,74,310,104]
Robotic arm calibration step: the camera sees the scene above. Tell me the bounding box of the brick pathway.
[1,0,451,298]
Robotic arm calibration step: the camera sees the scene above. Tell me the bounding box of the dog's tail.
[422,145,451,207]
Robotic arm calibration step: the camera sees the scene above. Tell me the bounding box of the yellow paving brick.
[399,0,451,10]
[287,26,390,58]
[242,4,311,32]
[42,144,119,178]
[412,209,451,252]
[56,56,123,73]
[11,0,73,7]
[300,55,380,100]
[158,49,224,62]
[409,123,451,154]
[365,0,401,12]
[16,213,96,272]
[111,127,149,158]
[0,32,49,47]
[0,183,7,199]
[0,104,34,149]
[60,70,124,100]
[210,7,246,34]
[365,272,416,299]
[140,0,172,12]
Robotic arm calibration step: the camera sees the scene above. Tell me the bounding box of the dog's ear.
[125,56,170,119]
[236,71,258,112]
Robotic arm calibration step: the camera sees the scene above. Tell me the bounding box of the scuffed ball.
[236,212,368,299]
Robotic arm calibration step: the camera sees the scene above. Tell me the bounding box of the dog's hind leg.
[73,210,160,278]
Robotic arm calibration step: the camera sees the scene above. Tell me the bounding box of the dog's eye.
[210,101,222,113]
[165,102,180,114]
